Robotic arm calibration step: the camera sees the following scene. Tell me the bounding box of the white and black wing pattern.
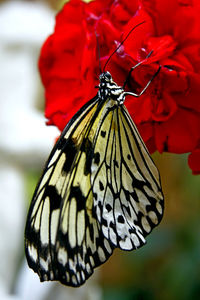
[25,95,115,287]
[91,102,164,251]
[25,71,164,287]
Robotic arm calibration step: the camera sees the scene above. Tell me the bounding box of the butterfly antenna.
[95,31,102,74]
[103,21,146,72]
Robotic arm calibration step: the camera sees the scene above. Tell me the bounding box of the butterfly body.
[25,71,164,287]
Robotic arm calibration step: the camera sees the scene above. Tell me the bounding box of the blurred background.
[0,1,200,300]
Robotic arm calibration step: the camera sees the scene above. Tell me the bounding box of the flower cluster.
[39,0,200,174]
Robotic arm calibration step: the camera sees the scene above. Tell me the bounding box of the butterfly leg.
[124,64,161,97]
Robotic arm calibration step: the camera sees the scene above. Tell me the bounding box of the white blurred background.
[0,0,100,299]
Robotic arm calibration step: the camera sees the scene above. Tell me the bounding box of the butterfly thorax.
[98,71,125,104]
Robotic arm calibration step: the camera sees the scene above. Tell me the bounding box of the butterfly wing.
[25,96,114,287]
[25,94,164,287]
[91,102,164,250]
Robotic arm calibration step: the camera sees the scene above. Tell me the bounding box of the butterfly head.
[99,71,113,84]
[98,71,125,104]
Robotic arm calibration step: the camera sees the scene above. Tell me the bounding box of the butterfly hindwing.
[91,102,164,250]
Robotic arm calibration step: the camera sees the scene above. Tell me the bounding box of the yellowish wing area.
[59,99,111,236]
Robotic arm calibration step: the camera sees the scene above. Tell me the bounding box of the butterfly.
[25,68,164,287]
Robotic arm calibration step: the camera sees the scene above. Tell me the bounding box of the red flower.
[39,0,200,174]
[188,143,200,175]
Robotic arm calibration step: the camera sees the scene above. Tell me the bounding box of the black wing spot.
[101,130,106,138]
[70,186,86,211]
[93,152,100,165]
[62,139,77,173]
[117,215,125,224]
[124,190,130,201]
[102,218,108,227]
[98,201,103,209]
[44,185,62,211]
[127,154,131,160]
[105,204,112,212]
[99,180,104,191]
[89,224,94,242]
[81,138,93,175]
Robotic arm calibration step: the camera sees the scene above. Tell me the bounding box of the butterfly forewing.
[25,96,115,287]
[25,71,164,287]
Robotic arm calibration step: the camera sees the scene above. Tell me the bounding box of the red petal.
[154,109,200,153]
[188,147,200,175]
